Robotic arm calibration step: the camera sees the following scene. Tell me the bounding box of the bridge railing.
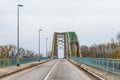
[0,57,48,68]
[71,57,120,75]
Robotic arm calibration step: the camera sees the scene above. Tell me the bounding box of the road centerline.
[44,61,59,80]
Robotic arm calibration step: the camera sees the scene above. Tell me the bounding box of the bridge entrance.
[51,33,66,59]
[57,33,65,58]
[58,50,64,58]
[51,32,81,59]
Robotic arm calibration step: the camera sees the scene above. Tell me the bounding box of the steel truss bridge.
[51,32,81,59]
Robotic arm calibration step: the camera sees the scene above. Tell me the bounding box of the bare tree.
[116,32,120,48]
[117,32,120,42]
[81,46,89,57]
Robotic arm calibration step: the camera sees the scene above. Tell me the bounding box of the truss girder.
[51,32,81,59]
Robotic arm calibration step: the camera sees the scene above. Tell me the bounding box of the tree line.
[81,32,120,59]
[0,45,37,59]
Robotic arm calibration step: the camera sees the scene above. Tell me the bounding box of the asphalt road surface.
[2,59,96,80]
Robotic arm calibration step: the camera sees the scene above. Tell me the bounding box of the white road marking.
[44,61,58,80]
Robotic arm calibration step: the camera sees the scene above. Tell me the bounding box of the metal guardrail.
[0,57,48,68]
[71,57,120,75]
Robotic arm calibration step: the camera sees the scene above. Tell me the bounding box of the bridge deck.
[1,59,95,80]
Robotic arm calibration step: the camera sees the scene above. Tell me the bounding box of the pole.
[38,29,42,61]
[16,5,20,66]
[17,4,23,66]
[46,38,48,59]
[49,42,51,59]
[38,29,40,61]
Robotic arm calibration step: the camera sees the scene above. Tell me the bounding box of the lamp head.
[18,4,23,7]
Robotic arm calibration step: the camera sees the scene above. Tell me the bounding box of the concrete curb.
[67,59,107,80]
[0,60,50,78]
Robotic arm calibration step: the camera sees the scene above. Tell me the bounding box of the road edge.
[0,60,50,78]
[67,59,107,80]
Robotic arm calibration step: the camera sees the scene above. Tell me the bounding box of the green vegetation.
[110,48,120,59]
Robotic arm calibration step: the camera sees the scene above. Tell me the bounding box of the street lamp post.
[17,4,23,66]
[46,38,48,59]
[38,29,42,61]
[48,42,51,59]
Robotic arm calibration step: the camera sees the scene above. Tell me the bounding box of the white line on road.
[44,61,59,80]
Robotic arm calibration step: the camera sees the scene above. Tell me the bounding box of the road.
[2,59,96,80]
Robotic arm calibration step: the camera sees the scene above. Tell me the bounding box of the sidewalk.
[0,60,49,78]
[68,59,120,80]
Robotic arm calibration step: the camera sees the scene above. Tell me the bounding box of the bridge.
[0,32,120,80]
[51,32,81,59]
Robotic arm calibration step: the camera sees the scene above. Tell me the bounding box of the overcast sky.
[0,0,120,54]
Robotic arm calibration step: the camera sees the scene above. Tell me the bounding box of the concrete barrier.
[67,59,107,80]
